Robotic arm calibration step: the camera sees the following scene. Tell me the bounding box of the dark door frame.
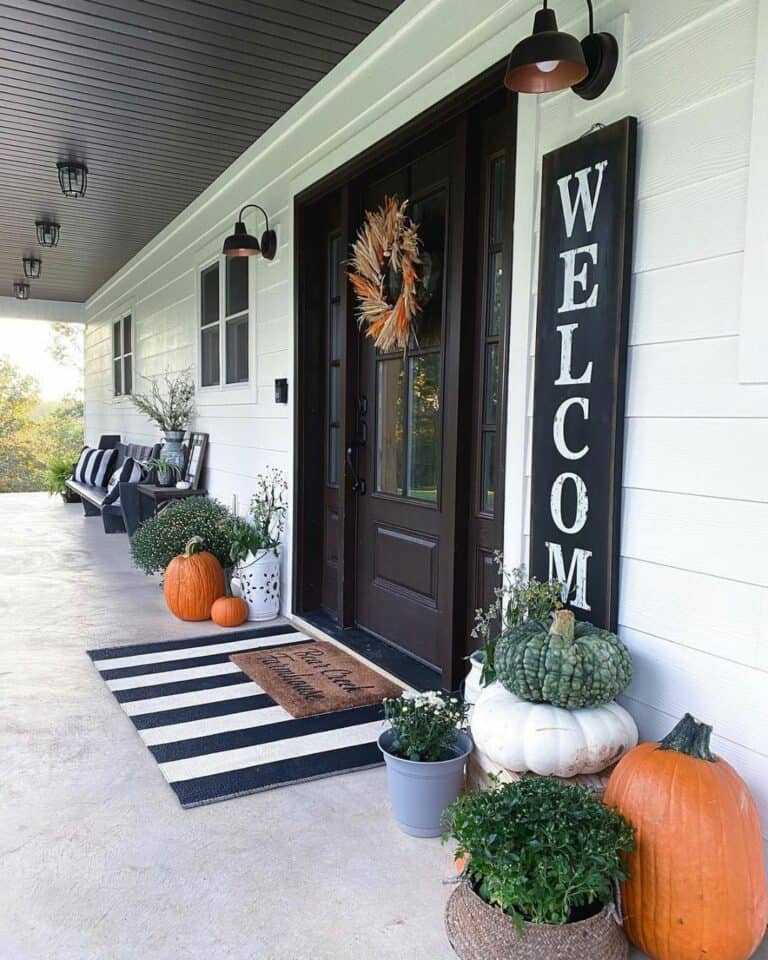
[293,62,515,689]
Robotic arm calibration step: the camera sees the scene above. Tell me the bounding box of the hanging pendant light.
[504,0,617,100]
[22,256,42,279]
[14,281,31,300]
[35,220,61,247]
[222,204,277,260]
[57,160,88,198]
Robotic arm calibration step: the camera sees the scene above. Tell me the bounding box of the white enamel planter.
[234,551,281,621]
[463,651,485,707]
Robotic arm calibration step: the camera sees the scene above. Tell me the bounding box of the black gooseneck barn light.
[22,256,42,279]
[504,0,618,100]
[57,160,88,198]
[222,204,277,260]
[14,281,30,300]
[35,220,61,247]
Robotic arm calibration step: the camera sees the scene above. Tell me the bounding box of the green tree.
[0,354,84,494]
[48,322,84,376]
[0,356,42,492]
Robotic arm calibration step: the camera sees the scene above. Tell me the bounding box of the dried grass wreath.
[348,196,421,352]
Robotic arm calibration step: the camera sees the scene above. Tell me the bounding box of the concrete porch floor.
[1,494,765,960]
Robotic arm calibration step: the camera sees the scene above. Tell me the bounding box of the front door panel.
[354,137,462,669]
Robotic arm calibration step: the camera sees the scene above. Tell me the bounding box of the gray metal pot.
[161,430,186,471]
[378,728,473,838]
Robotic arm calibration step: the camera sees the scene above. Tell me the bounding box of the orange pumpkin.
[211,595,248,628]
[604,713,768,960]
[163,536,225,621]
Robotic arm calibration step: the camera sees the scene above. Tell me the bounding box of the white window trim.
[195,253,255,400]
[738,0,768,383]
[110,305,136,402]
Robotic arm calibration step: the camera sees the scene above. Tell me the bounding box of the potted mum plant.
[378,690,471,838]
[130,496,234,576]
[130,368,195,471]
[233,468,288,621]
[443,777,635,960]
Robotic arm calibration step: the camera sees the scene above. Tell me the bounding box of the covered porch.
[0,492,455,958]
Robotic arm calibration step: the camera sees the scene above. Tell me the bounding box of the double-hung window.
[112,313,133,396]
[200,257,249,388]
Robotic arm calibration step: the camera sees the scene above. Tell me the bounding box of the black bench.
[65,435,162,535]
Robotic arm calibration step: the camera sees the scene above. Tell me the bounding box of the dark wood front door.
[352,134,463,671]
[294,70,516,689]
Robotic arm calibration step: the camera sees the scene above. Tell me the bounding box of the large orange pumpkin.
[211,595,248,628]
[604,713,768,960]
[163,536,225,621]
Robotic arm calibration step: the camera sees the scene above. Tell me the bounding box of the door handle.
[345,445,366,495]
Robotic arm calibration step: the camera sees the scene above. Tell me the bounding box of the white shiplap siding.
[83,0,768,843]
[523,0,768,836]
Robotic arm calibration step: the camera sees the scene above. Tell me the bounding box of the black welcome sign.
[529,117,637,631]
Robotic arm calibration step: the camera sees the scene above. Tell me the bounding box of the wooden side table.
[137,484,208,517]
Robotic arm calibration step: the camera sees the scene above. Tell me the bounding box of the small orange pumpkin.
[163,536,225,621]
[604,713,768,960]
[211,595,248,628]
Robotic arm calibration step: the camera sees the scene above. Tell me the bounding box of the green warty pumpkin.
[494,609,632,709]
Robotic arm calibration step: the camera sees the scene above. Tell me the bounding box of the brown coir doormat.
[230,641,403,719]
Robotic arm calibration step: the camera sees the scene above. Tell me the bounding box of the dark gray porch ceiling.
[0,0,403,302]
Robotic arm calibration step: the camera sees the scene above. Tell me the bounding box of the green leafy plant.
[219,514,262,567]
[248,467,288,555]
[144,457,181,484]
[470,553,565,686]
[383,690,468,763]
[443,777,634,928]
[130,497,234,575]
[130,368,195,432]
[46,453,76,497]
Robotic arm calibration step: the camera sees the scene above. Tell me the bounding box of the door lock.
[345,394,368,494]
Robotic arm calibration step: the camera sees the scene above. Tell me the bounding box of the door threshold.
[291,609,441,692]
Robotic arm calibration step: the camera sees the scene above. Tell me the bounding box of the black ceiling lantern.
[504,0,618,100]
[222,204,277,260]
[35,220,61,247]
[57,160,88,198]
[22,256,42,279]
[14,281,30,300]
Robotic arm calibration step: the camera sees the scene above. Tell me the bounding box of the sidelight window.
[327,232,344,485]
[477,155,506,514]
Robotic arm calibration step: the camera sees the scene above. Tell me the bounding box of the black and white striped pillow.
[103,458,144,505]
[73,447,117,488]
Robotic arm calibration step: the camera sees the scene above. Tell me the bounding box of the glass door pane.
[407,352,440,501]
[376,357,405,495]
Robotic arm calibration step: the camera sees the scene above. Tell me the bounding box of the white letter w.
[557,161,608,238]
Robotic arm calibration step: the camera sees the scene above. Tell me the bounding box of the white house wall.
[84,0,768,840]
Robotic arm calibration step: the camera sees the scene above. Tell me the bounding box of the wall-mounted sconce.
[57,160,88,198]
[36,220,61,247]
[14,281,30,300]
[504,0,618,100]
[22,256,42,279]
[222,204,277,260]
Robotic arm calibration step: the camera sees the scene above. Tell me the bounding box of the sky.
[0,317,83,402]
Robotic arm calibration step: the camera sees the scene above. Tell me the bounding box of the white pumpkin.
[470,682,638,778]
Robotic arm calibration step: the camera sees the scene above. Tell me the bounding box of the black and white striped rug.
[88,625,389,808]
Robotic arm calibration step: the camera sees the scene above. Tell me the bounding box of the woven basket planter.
[445,883,628,960]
